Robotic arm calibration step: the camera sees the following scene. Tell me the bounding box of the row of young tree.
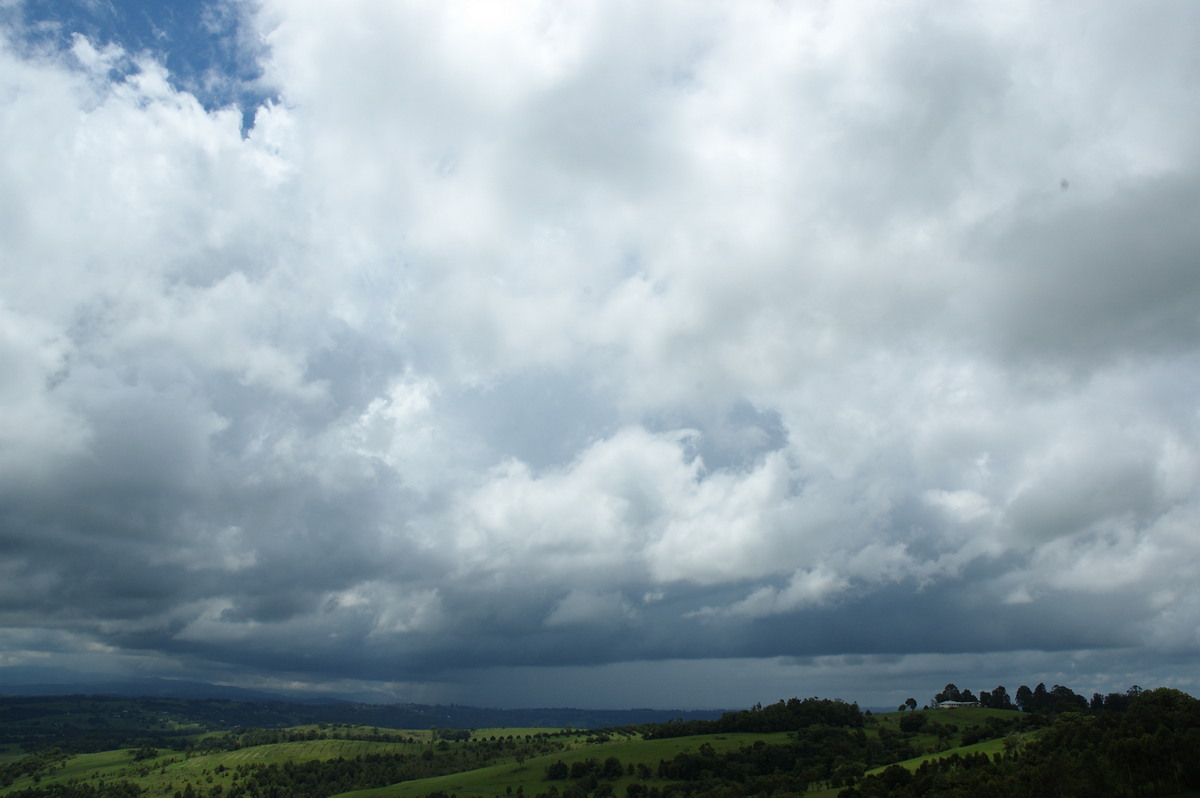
[6,782,145,798]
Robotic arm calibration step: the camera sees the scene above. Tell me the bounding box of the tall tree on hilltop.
[935,684,962,703]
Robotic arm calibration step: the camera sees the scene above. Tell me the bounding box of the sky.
[1,0,1199,711]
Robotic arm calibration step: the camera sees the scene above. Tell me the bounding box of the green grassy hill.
[333,732,795,798]
[334,708,1029,798]
[0,708,1032,798]
[7,692,1197,798]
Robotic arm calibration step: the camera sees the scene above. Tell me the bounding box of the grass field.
[332,710,1026,798]
[867,735,1009,774]
[332,732,794,798]
[0,736,430,796]
[0,725,599,797]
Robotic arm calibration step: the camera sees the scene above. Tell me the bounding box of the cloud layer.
[2,0,1200,706]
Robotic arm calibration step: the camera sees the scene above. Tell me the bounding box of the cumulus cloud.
[2,0,1200,706]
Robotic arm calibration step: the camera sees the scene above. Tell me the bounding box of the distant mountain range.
[0,669,315,702]
[0,669,727,731]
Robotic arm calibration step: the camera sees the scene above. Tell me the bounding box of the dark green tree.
[1033,683,1049,711]
[935,684,961,703]
[1049,685,1088,713]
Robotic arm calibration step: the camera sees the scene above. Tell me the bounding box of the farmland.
[2,686,1199,797]
[0,697,1018,797]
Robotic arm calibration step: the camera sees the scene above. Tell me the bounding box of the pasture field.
[867,706,1023,757]
[0,734,432,796]
[0,725,596,797]
[334,710,1026,798]
[184,737,417,767]
[866,735,1009,774]
[0,709,1023,798]
[461,729,556,738]
[334,732,794,798]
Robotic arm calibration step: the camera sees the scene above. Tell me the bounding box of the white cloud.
[69,33,123,75]
[3,0,1200,705]
[724,568,851,618]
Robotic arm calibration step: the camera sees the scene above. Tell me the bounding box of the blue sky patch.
[12,0,270,128]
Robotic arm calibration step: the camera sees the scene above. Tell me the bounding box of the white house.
[932,700,981,709]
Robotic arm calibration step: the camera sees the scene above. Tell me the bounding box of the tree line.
[910,681,1144,714]
[640,697,863,739]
